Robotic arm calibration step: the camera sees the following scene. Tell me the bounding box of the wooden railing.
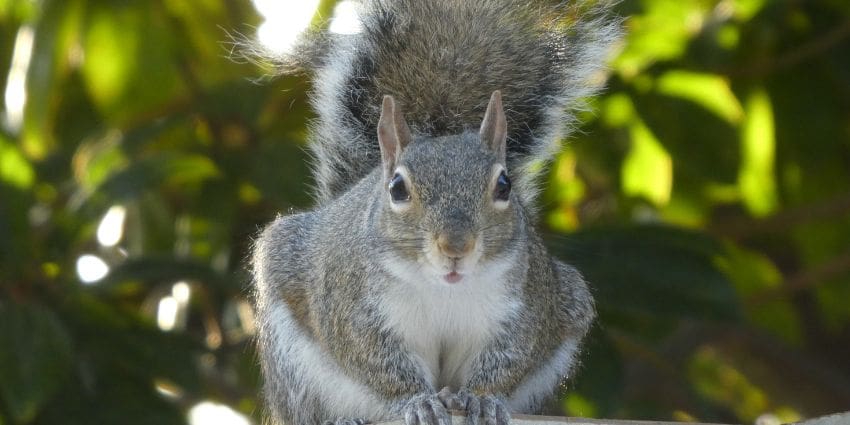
[374,411,850,425]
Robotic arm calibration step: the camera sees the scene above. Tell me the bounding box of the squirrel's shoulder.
[253,170,381,278]
[252,212,316,293]
[520,236,594,328]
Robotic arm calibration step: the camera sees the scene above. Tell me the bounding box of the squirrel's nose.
[436,233,475,259]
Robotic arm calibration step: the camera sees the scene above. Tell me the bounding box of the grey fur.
[253,131,595,424]
[252,1,616,424]
[271,0,621,206]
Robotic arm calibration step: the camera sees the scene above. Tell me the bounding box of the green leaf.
[656,71,743,124]
[0,302,72,423]
[21,0,85,159]
[733,0,770,21]
[0,0,37,21]
[549,225,742,326]
[688,346,771,423]
[35,372,187,425]
[621,118,673,206]
[0,134,34,189]
[71,131,128,191]
[60,293,204,397]
[81,1,187,125]
[565,328,624,418]
[97,256,232,292]
[629,88,740,186]
[613,0,709,77]
[0,186,33,280]
[86,153,220,204]
[738,87,778,217]
[716,243,802,344]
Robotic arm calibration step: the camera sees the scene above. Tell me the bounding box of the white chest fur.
[377,256,522,389]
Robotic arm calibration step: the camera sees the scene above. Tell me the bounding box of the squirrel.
[250,1,621,424]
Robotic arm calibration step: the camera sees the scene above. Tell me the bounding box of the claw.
[445,389,509,425]
[324,418,369,425]
[403,393,452,425]
[437,386,464,411]
[480,395,510,425]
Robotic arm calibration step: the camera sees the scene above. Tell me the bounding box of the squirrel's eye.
[388,172,410,203]
[494,170,511,202]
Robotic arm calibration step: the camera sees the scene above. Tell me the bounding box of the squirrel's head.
[375,92,523,285]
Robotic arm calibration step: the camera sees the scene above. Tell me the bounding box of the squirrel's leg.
[456,259,594,424]
[318,308,451,425]
[449,335,529,425]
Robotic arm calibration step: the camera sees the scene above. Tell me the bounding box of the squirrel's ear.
[378,95,412,175]
[480,90,507,164]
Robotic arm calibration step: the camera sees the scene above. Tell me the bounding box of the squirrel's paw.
[442,388,511,425]
[322,418,369,425]
[403,393,452,425]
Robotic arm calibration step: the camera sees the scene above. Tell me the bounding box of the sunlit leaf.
[621,118,672,206]
[738,87,778,217]
[733,0,769,21]
[81,1,187,124]
[656,71,743,124]
[0,303,72,423]
[600,93,635,128]
[564,392,598,418]
[21,0,84,159]
[628,87,740,185]
[715,23,740,50]
[0,0,38,21]
[613,0,709,77]
[0,134,34,188]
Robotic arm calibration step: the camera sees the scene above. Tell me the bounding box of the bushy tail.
[269,0,621,205]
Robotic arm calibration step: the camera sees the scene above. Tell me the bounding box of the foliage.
[1,0,849,424]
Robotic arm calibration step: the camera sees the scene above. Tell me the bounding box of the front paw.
[322,418,369,425]
[442,388,510,425]
[403,393,452,425]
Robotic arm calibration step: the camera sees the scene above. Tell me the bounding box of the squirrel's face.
[375,91,521,285]
[378,134,521,285]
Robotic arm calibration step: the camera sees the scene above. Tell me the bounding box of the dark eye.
[388,172,410,203]
[494,170,511,202]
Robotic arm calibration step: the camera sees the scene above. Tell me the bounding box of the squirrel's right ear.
[480,90,507,164]
[377,95,412,176]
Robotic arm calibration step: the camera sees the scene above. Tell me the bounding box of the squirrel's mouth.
[443,271,463,284]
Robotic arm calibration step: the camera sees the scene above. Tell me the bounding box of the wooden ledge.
[375,411,850,425]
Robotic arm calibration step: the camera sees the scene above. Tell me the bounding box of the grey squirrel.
[251,1,620,424]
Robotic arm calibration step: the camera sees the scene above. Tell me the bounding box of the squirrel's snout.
[436,233,475,259]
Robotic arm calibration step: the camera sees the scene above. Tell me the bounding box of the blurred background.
[1,0,849,424]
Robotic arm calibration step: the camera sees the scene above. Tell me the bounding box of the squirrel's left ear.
[377,95,412,176]
[480,90,507,164]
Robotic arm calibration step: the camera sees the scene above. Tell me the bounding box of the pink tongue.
[444,272,463,284]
